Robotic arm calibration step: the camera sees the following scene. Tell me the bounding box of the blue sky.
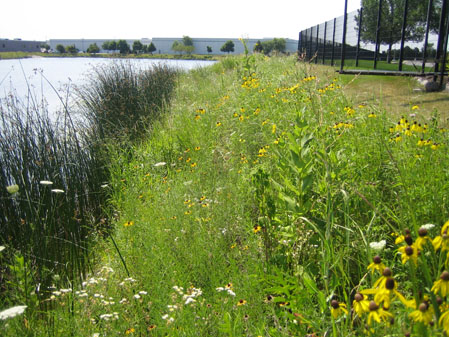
[1,0,360,41]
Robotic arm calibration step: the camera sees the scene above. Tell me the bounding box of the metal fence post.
[356,7,363,67]
[309,27,313,60]
[399,0,409,71]
[434,0,448,81]
[340,0,349,72]
[374,0,383,70]
[439,3,449,87]
[315,24,320,63]
[323,21,327,64]
[331,18,336,66]
[422,0,434,73]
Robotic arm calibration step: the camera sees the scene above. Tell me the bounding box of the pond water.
[0,57,215,113]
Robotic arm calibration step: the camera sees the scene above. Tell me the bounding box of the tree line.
[53,37,288,55]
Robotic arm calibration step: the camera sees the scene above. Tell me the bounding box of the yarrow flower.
[0,305,27,320]
[154,162,166,167]
[51,189,65,193]
[369,240,386,251]
[40,180,53,185]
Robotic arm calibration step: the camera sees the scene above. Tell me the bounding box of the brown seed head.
[405,235,413,246]
[441,271,449,281]
[331,300,340,309]
[418,227,428,237]
[385,277,395,290]
[382,267,392,277]
[354,293,363,302]
[419,302,428,312]
[404,228,411,235]
[369,301,379,311]
[405,246,414,256]
[373,255,382,264]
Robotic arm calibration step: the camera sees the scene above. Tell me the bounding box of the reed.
[0,93,108,305]
[76,61,178,142]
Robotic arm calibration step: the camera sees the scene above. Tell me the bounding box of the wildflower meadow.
[1,46,449,336]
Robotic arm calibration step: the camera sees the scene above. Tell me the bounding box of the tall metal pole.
[309,27,313,60]
[340,0,349,72]
[331,18,336,66]
[356,7,364,67]
[399,0,409,71]
[439,4,449,87]
[315,24,320,63]
[422,0,434,73]
[434,0,448,81]
[374,0,383,70]
[323,21,328,64]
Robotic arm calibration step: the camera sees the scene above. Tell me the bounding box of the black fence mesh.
[298,0,449,78]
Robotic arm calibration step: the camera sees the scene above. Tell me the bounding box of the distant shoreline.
[0,51,219,61]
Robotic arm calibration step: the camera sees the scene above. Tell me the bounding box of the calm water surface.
[0,57,215,112]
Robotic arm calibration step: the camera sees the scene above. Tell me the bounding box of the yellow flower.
[366,301,393,326]
[439,310,449,334]
[352,293,370,317]
[397,245,418,265]
[216,122,222,127]
[431,271,449,296]
[411,105,419,110]
[415,227,432,250]
[237,299,247,306]
[367,256,386,274]
[409,302,433,325]
[330,300,348,319]
[253,225,262,234]
[125,327,135,334]
[124,221,134,227]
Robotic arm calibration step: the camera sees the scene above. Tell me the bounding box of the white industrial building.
[48,37,298,54]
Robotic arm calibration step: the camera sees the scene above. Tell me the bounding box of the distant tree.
[182,36,194,46]
[132,40,143,54]
[102,40,118,52]
[117,40,130,54]
[87,43,100,54]
[272,38,286,53]
[172,41,183,54]
[66,45,78,54]
[56,44,66,54]
[355,0,441,62]
[148,42,156,55]
[253,40,263,53]
[40,43,50,52]
[220,40,235,54]
[206,46,212,53]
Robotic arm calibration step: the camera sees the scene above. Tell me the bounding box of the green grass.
[2,54,449,336]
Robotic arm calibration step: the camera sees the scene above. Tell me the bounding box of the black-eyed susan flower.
[253,225,262,234]
[367,256,386,274]
[439,309,449,334]
[373,277,414,309]
[216,122,222,127]
[409,302,433,325]
[124,221,134,227]
[398,245,418,265]
[330,300,348,319]
[125,327,135,334]
[366,301,393,326]
[352,293,370,317]
[431,271,449,297]
[147,325,156,331]
[237,299,247,306]
[433,221,449,251]
[415,227,432,250]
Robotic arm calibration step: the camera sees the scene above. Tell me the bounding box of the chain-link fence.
[298,0,449,86]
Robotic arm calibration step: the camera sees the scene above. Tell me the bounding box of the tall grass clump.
[77,61,178,142]
[0,95,109,308]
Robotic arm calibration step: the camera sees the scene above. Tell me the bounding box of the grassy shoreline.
[0,51,218,61]
[2,55,449,336]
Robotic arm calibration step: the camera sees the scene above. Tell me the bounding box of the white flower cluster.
[369,240,387,251]
[182,287,202,305]
[99,312,119,321]
[216,285,236,297]
[0,305,27,320]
